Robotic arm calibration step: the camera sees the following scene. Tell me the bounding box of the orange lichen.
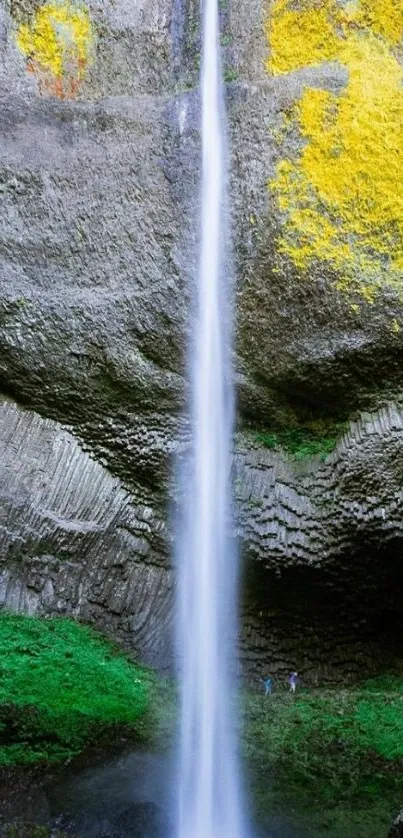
[17,1,94,98]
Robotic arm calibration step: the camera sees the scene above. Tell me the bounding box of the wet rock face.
[1,0,403,678]
[0,79,187,491]
[3,391,403,681]
[0,752,171,838]
[2,0,402,487]
[236,400,403,683]
[52,802,169,838]
[0,400,173,669]
[388,812,403,838]
[47,751,171,838]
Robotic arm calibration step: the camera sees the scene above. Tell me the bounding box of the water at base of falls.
[176,0,247,836]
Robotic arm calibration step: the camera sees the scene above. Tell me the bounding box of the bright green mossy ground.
[0,612,152,765]
[242,679,403,836]
[1,612,403,834]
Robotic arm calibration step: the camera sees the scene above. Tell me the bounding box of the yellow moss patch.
[267,0,403,299]
[16,1,94,98]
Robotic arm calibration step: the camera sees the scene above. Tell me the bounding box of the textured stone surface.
[3,392,403,681]
[236,400,403,682]
[0,399,173,668]
[388,811,403,838]
[0,83,188,489]
[0,0,403,681]
[230,67,403,426]
[1,0,403,479]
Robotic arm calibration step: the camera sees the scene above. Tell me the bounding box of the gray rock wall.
[2,392,403,682]
[0,399,173,668]
[1,0,403,680]
[236,402,403,681]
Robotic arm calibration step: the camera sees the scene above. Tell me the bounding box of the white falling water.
[177,0,245,835]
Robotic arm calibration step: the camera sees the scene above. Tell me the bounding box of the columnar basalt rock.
[236,401,403,681]
[0,0,403,679]
[3,393,403,680]
[0,399,173,668]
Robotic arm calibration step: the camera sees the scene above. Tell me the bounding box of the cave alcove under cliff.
[242,536,403,685]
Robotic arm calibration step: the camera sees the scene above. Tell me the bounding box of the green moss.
[253,420,346,459]
[0,612,150,765]
[223,67,238,82]
[242,678,403,835]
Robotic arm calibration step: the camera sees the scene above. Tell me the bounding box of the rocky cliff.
[1,0,403,682]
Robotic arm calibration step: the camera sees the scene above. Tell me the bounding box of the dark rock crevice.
[242,539,403,684]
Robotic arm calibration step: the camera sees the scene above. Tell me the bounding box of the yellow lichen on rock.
[267,0,403,299]
[359,0,403,45]
[16,1,94,98]
[268,0,339,75]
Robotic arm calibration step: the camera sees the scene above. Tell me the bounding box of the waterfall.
[176,0,245,835]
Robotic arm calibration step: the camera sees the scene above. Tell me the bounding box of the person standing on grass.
[262,676,273,697]
[289,672,299,694]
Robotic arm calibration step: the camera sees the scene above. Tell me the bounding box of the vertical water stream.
[177,0,245,835]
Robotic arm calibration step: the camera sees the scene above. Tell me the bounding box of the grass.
[0,612,151,765]
[242,678,403,835]
[253,420,347,459]
[1,611,402,835]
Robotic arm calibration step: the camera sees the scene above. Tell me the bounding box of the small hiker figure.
[289,672,299,694]
[263,676,273,697]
